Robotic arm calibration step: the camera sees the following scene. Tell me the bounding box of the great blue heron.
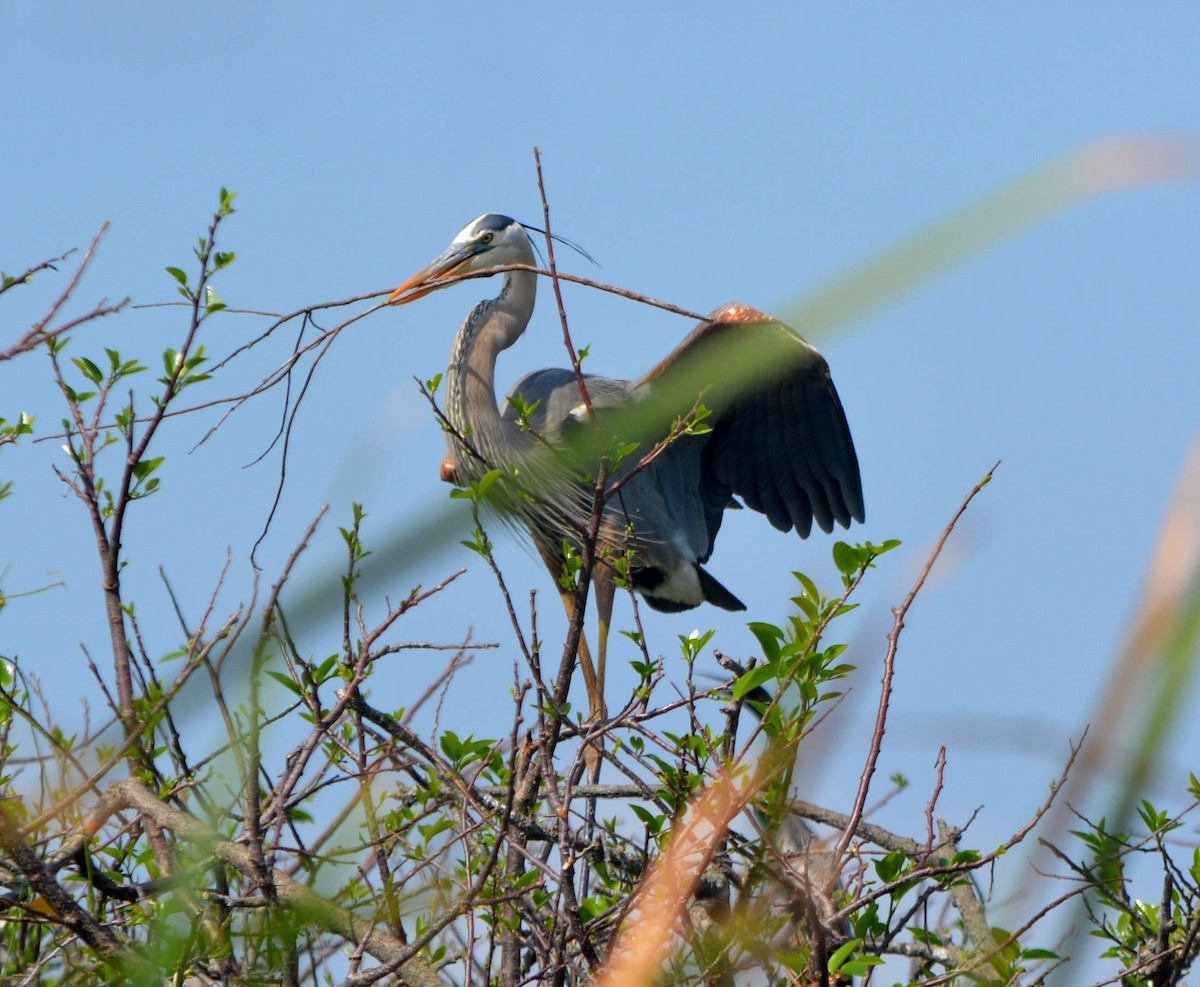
[389,213,864,717]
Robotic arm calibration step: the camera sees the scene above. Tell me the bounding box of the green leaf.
[612,441,640,465]
[629,803,665,835]
[832,540,861,576]
[417,816,455,842]
[792,571,820,602]
[440,732,462,763]
[732,663,776,701]
[826,938,861,974]
[578,893,616,924]
[874,850,907,882]
[165,266,188,286]
[264,671,302,696]
[72,357,104,384]
[747,621,783,664]
[314,654,339,684]
[131,457,164,481]
[511,870,539,891]
[475,468,503,501]
[838,957,884,976]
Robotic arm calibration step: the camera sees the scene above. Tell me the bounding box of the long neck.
[445,269,537,477]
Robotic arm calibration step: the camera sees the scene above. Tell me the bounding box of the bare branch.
[833,463,1000,867]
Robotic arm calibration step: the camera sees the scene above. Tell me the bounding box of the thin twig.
[832,463,1000,867]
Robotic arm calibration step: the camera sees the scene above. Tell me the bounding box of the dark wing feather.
[791,383,835,532]
[778,383,816,538]
[736,399,767,516]
[632,302,864,551]
[758,387,796,532]
[770,385,812,534]
[805,372,862,527]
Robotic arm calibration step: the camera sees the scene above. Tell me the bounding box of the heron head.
[388,214,531,305]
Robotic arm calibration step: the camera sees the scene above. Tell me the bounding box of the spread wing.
[500,303,864,565]
[632,303,864,552]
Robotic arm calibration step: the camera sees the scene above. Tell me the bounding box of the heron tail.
[695,565,746,612]
[631,562,747,613]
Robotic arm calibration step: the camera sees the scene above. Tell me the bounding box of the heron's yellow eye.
[479,231,494,245]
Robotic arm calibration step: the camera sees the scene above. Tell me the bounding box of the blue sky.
[4,3,1200,964]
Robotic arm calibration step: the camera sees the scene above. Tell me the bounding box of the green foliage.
[0,410,34,502]
[832,537,902,586]
[505,392,541,431]
[439,730,499,772]
[158,345,211,396]
[449,466,504,506]
[827,937,884,979]
[1066,792,1200,987]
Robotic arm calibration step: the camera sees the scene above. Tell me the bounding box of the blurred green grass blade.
[1046,434,1200,970]
[1122,556,1200,811]
[1114,433,1200,822]
[1040,434,1200,841]
[291,496,471,634]
[781,135,1197,341]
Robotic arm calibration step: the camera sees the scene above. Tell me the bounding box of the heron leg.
[581,562,619,790]
[592,561,616,719]
[559,587,605,722]
[535,542,606,724]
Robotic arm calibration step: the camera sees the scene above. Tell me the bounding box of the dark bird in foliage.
[390,213,864,716]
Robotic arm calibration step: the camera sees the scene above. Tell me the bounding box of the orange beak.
[387,242,477,306]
